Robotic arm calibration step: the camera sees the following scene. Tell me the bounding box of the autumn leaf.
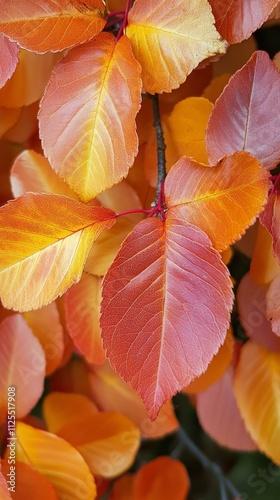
[126,0,226,94]
[197,364,257,451]
[206,51,280,170]
[0,193,116,311]
[0,0,106,53]
[260,192,280,261]
[0,468,11,499]
[65,274,105,364]
[43,392,98,434]
[101,213,233,418]
[165,152,270,251]
[234,341,280,464]
[0,34,18,90]
[250,222,280,285]
[0,107,21,138]
[1,460,58,500]
[39,32,142,201]
[57,412,140,478]
[0,314,45,424]
[88,362,179,438]
[266,275,280,337]
[208,0,279,43]
[16,422,97,499]
[133,456,190,500]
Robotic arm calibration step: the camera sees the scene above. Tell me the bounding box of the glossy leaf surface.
[126,0,226,93]
[0,193,116,311]
[0,0,105,53]
[165,152,269,251]
[101,214,233,418]
[206,51,280,170]
[39,33,142,201]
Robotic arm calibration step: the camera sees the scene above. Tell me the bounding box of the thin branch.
[148,93,167,204]
[175,427,240,499]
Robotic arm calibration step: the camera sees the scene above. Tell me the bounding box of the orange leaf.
[208,0,279,43]
[1,460,58,500]
[234,341,280,464]
[0,0,105,53]
[10,150,79,199]
[65,274,105,364]
[133,456,190,500]
[266,275,280,337]
[49,357,93,398]
[206,51,280,170]
[89,362,179,439]
[0,193,116,311]
[0,468,11,499]
[0,50,62,108]
[57,412,140,478]
[39,33,142,201]
[197,365,257,451]
[101,213,233,419]
[0,34,18,90]
[16,422,97,499]
[0,314,45,424]
[183,328,234,394]
[43,392,98,434]
[110,474,135,500]
[250,222,280,284]
[126,0,226,94]
[0,107,21,138]
[165,152,270,251]
[24,303,65,375]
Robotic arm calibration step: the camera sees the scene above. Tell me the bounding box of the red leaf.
[0,34,18,90]
[101,213,233,418]
[39,33,142,201]
[206,51,280,170]
[208,0,279,43]
[260,192,280,261]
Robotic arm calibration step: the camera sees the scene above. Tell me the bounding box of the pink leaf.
[206,51,280,170]
[0,34,18,89]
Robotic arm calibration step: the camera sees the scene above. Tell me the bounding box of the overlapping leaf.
[0,193,116,311]
[165,152,270,251]
[206,51,280,170]
[234,342,280,464]
[208,0,279,43]
[101,213,233,418]
[126,0,226,94]
[0,314,45,424]
[197,365,257,451]
[39,33,142,201]
[0,34,18,89]
[266,275,280,337]
[260,192,280,261]
[0,469,11,499]
[1,460,58,500]
[250,223,280,284]
[16,422,97,499]
[133,456,190,500]
[0,0,106,53]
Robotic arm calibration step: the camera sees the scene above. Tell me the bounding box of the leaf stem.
[175,427,240,499]
[116,0,132,41]
[148,94,167,206]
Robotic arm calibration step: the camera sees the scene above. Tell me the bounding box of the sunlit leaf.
[183,328,234,394]
[57,412,140,478]
[208,0,279,43]
[16,422,97,499]
[197,364,257,451]
[234,341,280,464]
[0,314,45,424]
[1,460,58,500]
[10,150,79,199]
[0,0,106,53]
[206,51,280,170]
[39,32,142,201]
[126,0,226,94]
[133,456,190,500]
[89,362,179,438]
[165,152,270,251]
[0,193,116,311]
[250,222,280,284]
[43,392,98,434]
[0,34,18,90]
[24,303,64,375]
[65,274,105,364]
[101,213,233,418]
[237,272,280,352]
